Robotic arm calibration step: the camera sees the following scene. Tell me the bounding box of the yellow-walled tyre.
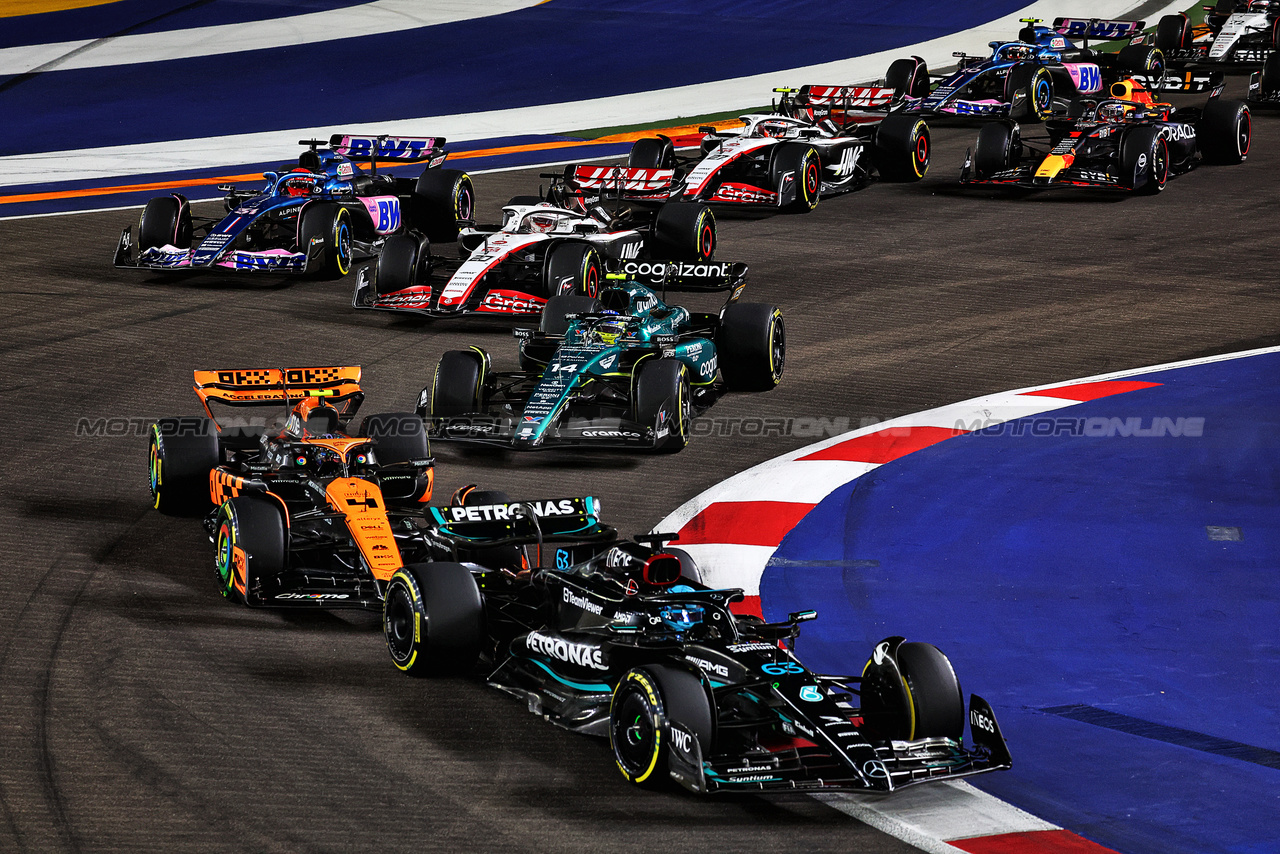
[609,665,714,788]
[383,562,483,676]
[149,417,219,517]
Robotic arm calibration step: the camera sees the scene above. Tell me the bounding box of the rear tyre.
[629,137,676,169]
[635,358,691,452]
[652,202,716,260]
[1155,14,1191,52]
[539,294,602,336]
[1120,125,1170,193]
[717,303,785,391]
[384,562,484,676]
[768,144,821,211]
[1199,99,1251,164]
[885,57,929,99]
[375,232,429,296]
[298,203,353,279]
[414,169,475,243]
[874,114,930,181]
[1006,64,1053,122]
[1261,53,1280,95]
[429,350,486,417]
[973,122,1020,178]
[149,417,219,517]
[1118,45,1165,90]
[138,196,192,250]
[544,242,603,297]
[213,496,286,605]
[359,412,429,464]
[610,666,714,788]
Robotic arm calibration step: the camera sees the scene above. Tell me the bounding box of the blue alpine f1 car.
[885,18,1164,122]
[419,267,783,452]
[114,134,473,279]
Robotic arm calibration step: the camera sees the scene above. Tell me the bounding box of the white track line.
[0,0,546,75]
[0,0,1187,188]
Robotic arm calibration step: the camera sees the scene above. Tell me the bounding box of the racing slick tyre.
[610,666,714,789]
[539,294,602,336]
[298,203,353,279]
[374,232,429,296]
[768,143,821,212]
[413,168,475,243]
[885,56,930,99]
[973,122,1021,178]
[860,639,965,741]
[635,358,691,452]
[428,350,487,417]
[1199,99,1252,164]
[1118,44,1165,85]
[1120,125,1170,193]
[1006,64,1054,122]
[1155,13,1192,52]
[138,195,192,250]
[717,303,785,392]
[652,202,716,260]
[149,417,219,516]
[873,114,930,181]
[213,496,286,606]
[629,136,676,169]
[544,242,603,298]
[359,412,429,464]
[384,562,484,676]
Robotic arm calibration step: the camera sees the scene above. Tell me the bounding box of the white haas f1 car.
[549,87,929,215]
[1152,2,1279,69]
[352,197,717,320]
[115,134,472,279]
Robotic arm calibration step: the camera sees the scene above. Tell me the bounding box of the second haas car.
[960,74,1251,192]
[352,194,717,320]
[115,134,473,279]
[382,504,1013,794]
[147,366,438,607]
[1152,1,1279,69]
[421,270,782,452]
[549,87,929,215]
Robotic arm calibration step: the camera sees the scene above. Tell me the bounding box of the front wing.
[115,227,325,275]
[429,414,662,450]
[352,265,548,319]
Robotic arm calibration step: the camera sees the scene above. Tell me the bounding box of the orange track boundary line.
[0,120,742,206]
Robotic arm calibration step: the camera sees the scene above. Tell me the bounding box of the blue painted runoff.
[762,351,1280,854]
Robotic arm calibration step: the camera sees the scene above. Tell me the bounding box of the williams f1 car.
[1152,2,1279,69]
[382,513,1012,794]
[148,366,441,608]
[420,269,782,452]
[115,135,473,279]
[550,93,929,214]
[352,197,716,319]
[960,74,1251,192]
[886,19,1163,123]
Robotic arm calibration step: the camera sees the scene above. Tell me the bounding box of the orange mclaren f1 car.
[147,366,438,608]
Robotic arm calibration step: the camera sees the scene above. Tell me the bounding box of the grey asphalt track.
[2,88,1278,852]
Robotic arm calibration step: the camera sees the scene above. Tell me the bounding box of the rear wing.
[782,85,896,110]
[325,134,447,164]
[606,261,749,294]
[1051,17,1144,40]
[193,366,365,422]
[429,497,614,547]
[1131,70,1225,95]
[563,164,676,199]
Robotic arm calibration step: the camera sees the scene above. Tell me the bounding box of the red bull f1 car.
[147,366,441,608]
[420,269,781,452]
[959,73,1251,192]
[115,135,473,279]
[886,19,1163,123]
[382,513,1012,794]
[548,90,928,214]
[351,196,715,319]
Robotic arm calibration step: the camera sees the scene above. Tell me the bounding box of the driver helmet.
[281,169,316,197]
[1003,44,1034,61]
[659,604,704,637]
[523,212,559,233]
[1098,100,1130,121]
[592,315,629,346]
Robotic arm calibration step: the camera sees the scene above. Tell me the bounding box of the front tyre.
[428,350,487,417]
[874,115,930,181]
[138,195,192,250]
[629,137,676,169]
[1199,99,1251,164]
[375,232,429,296]
[544,242,603,297]
[213,496,286,605]
[1120,125,1170,194]
[1006,64,1053,122]
[1155,14,1191,52]
[769,143,821,211]
[652,202,716,260]
[885,56,929,99]
[609,666,714,788]
[383,562,484,675]
[299,203,353,279]
[973,122,1020,179]
[717,303,785,391]
[635,358,691,452]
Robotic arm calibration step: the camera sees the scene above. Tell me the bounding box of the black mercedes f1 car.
[382,499,1012,794]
